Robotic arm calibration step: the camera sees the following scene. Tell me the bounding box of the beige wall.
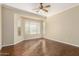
[45,5,79,47]
[2,6,14,47]
[0,5,1,49]
[2,5,45,47]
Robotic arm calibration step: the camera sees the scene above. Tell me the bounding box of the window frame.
[24,19,42,35]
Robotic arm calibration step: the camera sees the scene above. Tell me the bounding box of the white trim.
[2,38,41,48]
[2,39,24,47]
[2,37,79,48]
[25,38,43,41]
[2,44,14,47]
[2,40,24,47]
[14,39,24,45]
[45,37,79,48]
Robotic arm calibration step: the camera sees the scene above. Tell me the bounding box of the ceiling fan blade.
[42,8,48,12]
[44,5,50,8]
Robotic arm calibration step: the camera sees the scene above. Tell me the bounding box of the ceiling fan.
[33,3,51,12]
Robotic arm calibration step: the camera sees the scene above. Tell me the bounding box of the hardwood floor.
[1,38,79,56]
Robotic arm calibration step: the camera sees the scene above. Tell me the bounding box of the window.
[25,20,41,34]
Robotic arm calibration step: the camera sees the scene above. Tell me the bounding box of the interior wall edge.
[44,37,79,48]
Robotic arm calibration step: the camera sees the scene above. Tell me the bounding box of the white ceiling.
[4,3,79,17]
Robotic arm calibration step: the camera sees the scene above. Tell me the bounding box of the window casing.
[25,20,42,34]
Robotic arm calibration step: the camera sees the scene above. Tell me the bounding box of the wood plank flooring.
[1,38,79,56]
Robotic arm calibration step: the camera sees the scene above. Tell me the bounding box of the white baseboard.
[14,39,24,45]
[2,38,41,48]
[2,39,25,47]
[2,37,79,48]
[45,37,79,48]
[2,44,14,47]
[25,37,42,40]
